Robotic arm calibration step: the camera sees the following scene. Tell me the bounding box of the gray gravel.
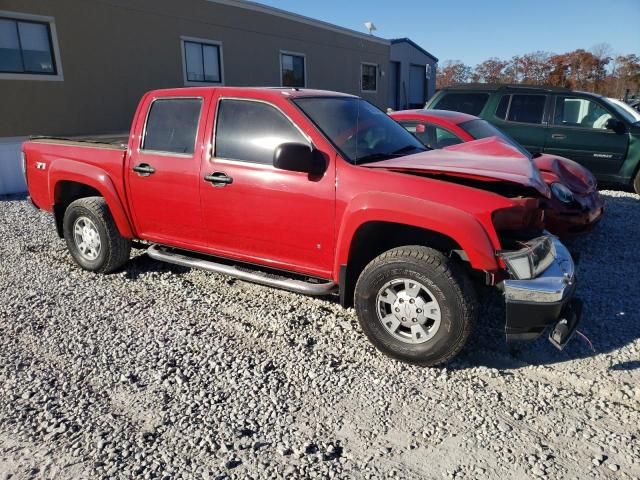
[1,191,639,479]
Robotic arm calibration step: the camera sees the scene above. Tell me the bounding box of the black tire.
[634,170,640,195]
[62,197,131,273]
[354,246,477,366]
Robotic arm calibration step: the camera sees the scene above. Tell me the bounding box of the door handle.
[132,163,156,176]
[204,171,233,186]
[551,134,566,140]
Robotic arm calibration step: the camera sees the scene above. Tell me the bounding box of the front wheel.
[63,197,131,273]
[354,246,477,366]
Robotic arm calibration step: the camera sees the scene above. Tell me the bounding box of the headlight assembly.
[498,236,556,280]
[551,182,574,204]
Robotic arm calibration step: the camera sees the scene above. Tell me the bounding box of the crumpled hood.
[361,137,551,197]
[533,154,597,195]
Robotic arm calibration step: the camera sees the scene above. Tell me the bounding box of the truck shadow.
[124,250,190,280]
[452,192,640,370]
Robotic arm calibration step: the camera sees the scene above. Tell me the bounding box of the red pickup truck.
[22,87,581,366]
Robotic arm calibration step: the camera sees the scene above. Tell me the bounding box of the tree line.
[436,44,640,99]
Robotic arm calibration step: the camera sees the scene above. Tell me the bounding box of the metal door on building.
[409,64,426,108]
[388,61,400,110]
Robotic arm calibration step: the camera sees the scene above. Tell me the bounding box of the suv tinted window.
[506,94,546,124]
[215,99,307,164]
[433,92,489,116]
[554,96,613,129]
[142,98,202,154]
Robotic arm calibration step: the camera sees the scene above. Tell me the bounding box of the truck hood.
[361,137,551,198]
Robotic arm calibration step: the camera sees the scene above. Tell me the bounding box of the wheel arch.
[49,161,134,239]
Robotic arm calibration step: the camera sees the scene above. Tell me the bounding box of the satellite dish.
[364,22,377,35]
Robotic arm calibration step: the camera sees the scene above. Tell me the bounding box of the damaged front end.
[496,234,581,348]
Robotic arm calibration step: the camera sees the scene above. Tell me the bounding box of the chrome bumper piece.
[502,237,575,304]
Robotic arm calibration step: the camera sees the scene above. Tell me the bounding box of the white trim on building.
[208,0,390,46]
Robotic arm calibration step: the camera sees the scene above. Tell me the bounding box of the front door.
[126,95,208,247]
[543,94,629,177]
[200,96,336,278]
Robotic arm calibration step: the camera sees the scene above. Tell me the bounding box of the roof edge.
[208,0,390,46]
[391,38,438,62]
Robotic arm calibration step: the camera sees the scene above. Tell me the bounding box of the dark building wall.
[0,0,390,137]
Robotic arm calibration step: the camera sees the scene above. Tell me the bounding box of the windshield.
[605,98,640,123]
[459,119,532,158]
[293,97,426,164]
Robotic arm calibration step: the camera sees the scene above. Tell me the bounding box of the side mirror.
[605,118,626,134]
[273,142,326,176]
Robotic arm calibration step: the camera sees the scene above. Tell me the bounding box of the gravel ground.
[0,191,639,480]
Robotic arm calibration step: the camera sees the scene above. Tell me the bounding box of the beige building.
[0,0,436,193]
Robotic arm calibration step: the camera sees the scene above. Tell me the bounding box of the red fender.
[48,159,135,238]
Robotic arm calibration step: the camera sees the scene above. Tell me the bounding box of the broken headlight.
[497,235,556,280]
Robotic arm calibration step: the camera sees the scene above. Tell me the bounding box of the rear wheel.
[354,246,477,366]
[634,169,640,195]
[63,197,131,273]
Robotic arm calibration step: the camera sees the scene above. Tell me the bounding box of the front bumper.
[500,237,581,346]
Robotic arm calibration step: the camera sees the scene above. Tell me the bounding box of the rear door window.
[400,121,464,149]
[215,99,307,164]
[503,94,546,124]
[433,93,490,116]
[142,98,203,154]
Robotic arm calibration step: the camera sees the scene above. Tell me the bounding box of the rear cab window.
[214,99,308,164]
[142,98,203,155]
[432,92,490,116]
[399,121,463,149]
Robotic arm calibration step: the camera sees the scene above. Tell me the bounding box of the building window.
[181,37,223,85]
[0,12,62,80]
[281,52,305,87]
[361,63,377,92]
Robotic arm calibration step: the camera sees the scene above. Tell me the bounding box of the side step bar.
[147,245,337,296]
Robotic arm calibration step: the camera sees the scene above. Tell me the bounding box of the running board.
[147,245,336,296]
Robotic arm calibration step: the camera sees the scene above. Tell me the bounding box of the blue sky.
[259,0,640,66]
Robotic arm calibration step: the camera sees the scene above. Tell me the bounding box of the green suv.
[426,84,640,193]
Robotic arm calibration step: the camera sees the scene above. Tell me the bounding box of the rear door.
[543,94,629,176]
[126,94,209,247]
[490,93,549,155]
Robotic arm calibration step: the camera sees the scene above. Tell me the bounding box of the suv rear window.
[433,92,489,116]
[142,98,202,154]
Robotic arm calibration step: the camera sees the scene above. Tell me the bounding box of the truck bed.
[30,133,129,150]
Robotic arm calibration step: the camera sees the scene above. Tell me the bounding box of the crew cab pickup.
[23,87,582,366]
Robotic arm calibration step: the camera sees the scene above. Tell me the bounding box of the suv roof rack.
[445,83,572,92]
